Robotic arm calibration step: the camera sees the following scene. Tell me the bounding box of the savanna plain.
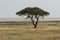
[0,21,60,40]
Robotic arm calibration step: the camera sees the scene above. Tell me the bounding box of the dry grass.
[0,24,60,40]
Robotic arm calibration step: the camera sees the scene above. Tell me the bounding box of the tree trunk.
[34,17,38,28]
[34,23,37,28]
[31,15,39,28]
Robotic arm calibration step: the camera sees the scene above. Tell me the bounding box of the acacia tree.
[16,7,49,28]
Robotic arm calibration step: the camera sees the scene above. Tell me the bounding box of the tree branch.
[31,15,35,25]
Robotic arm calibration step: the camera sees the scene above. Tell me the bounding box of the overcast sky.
[0,0,60,18]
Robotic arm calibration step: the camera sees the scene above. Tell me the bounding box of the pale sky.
[0,0,60,18]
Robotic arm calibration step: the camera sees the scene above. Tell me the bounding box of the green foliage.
[16,7,49,17]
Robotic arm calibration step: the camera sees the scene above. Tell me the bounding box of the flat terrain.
[0,22,60,40]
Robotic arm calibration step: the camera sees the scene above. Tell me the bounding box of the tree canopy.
[16,7,49,16]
